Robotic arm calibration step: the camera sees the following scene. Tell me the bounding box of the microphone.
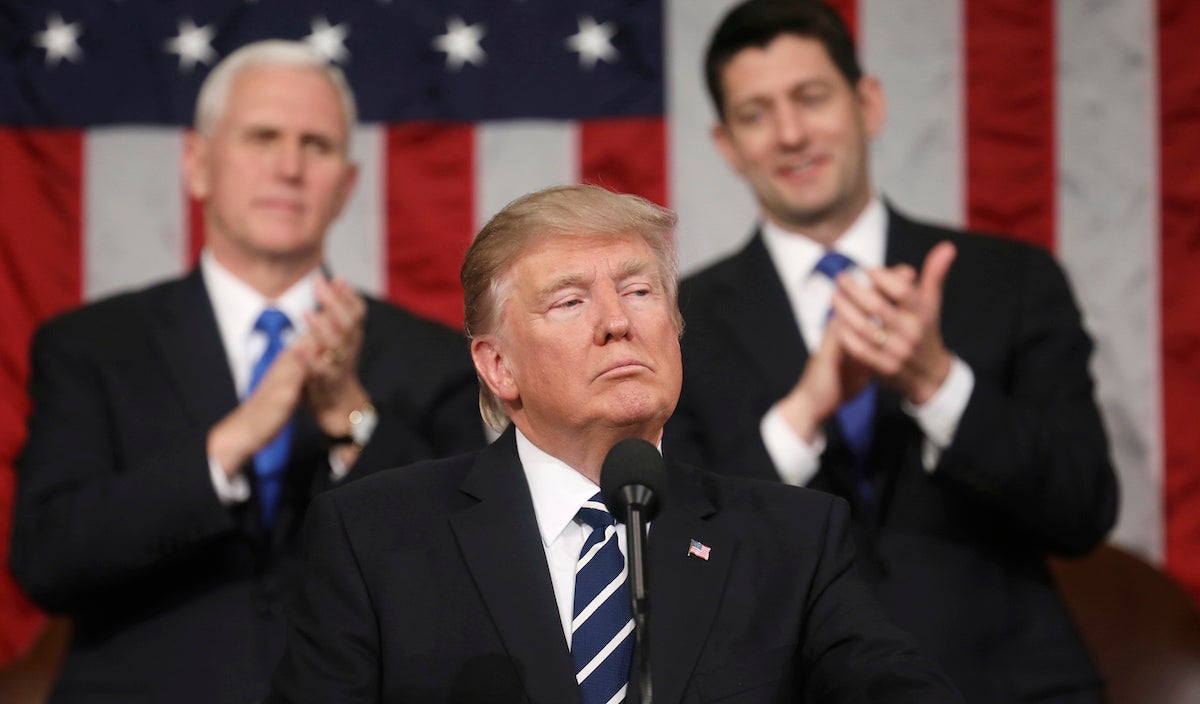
[600,438,667,704]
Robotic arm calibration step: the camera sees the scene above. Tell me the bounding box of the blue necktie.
[815,252,878,503]
[246,308,294,529]
[571,493,634,704]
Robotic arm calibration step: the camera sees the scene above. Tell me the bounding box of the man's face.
[185,65,357,267]
[478,231,682,441]
[712,35,883,236]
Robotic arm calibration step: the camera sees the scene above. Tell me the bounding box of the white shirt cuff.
[209,457,251,505]
[761,407,825,487]
[901,356,975,472]
[329,449,352,482]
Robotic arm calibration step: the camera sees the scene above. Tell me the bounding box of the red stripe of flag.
[964,1,1056,251]
[385,123,475,330]
[184,130,206,268]
[0,128,84,660]
[1159,0,1200,604]
[579,117,668,207]
[187,196,206,269]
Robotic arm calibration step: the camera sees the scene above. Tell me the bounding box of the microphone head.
[600,438,667,521]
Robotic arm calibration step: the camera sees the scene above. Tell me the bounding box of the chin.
[254,238,322,261]
[602,395,672,432]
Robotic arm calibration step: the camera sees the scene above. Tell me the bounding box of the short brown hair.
[462,184,681,431]
[705,0,862,121]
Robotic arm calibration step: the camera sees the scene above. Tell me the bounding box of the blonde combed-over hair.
[461,184,682,432]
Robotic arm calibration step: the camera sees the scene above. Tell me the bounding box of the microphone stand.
[621,487,654,704]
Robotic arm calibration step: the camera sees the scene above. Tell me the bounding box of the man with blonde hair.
[10,40,483,703]
[269,184,962,703]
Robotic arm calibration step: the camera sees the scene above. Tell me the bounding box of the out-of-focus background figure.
[664,1,1114,701]
[5,39,485,704]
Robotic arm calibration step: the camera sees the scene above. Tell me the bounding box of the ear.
[471,336,519,403]
[710,121,747,176]
[856,75,886,139]
[182,130,212,200]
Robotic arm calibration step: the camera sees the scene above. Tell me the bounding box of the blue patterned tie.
[815,252,878,502]
[571,493,634,704]
[246,308,294,529]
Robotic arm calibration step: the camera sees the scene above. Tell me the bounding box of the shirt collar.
[761,197,888,282]
[516,429,663,547]
[200,249,321,347]
[517,428,604,549]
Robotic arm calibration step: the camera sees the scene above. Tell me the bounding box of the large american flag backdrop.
[0,0,1197,663]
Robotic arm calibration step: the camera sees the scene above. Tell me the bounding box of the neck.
[515,421,663,485]
[767,193,873,248]
[209,245,321,299]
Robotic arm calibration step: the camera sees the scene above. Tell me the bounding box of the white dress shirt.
[200,251,345,504]
[757,198,974,486]
[517,429,642,648]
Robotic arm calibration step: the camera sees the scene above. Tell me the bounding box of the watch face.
[349,405,378,446]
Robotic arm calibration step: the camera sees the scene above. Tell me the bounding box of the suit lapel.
[883,206,935,270]
[151,269,239,431]
[719,235,868,509]
[151,269,318,543]
[643,463,733,704]
[718,234,810,395]
[450,431,581,704]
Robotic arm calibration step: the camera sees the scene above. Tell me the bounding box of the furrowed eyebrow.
[533,257,658,304]
[535,272,590,302]
[616,258,655,281]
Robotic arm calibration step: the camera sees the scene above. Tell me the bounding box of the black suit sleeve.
[10,297,485,615]
[936,245,1117,555]
[798,498,963,702]
[663,355,765,476]
[9,319,238,612]
[268,491,380,704]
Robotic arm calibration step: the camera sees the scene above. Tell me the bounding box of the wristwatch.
[347,402,378,450]
[325,401,378,451]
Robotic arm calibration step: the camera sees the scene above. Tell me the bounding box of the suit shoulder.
[322,451,481,517]
[679,240,756,297]
[364,297,462,338]
[33,276,185,347]
[672,461,843,526]
[893,210,1058,268]
[362,296,471,355]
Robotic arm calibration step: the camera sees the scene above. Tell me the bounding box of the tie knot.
[814,251,856,279]
[255,308,292,341]
[576,493,615,531]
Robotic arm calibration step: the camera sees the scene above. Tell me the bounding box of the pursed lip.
[253,196,304,214]
[596,358,650,379]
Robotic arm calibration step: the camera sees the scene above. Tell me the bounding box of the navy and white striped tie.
[571,492,634,704]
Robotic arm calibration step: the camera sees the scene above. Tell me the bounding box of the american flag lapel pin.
[687,539,711,561]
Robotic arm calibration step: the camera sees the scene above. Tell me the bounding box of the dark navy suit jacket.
[10,268,486,703]
[665,207,1118,703]
[269,427,962,703]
